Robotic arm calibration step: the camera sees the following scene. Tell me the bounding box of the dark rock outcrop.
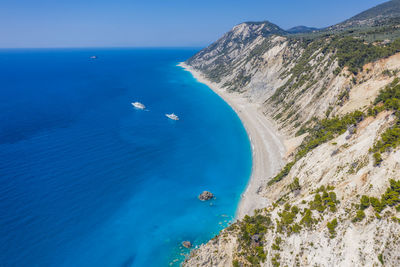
[198,191,214,201]
[348,125,357,135]
[182,241,192,248]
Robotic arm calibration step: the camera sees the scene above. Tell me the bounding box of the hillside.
[348,0,400,23]
[331,0,400,30]
[287,26,319,34]
[183,1,400,266]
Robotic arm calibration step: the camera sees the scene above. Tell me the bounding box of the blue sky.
[0,0,388,48]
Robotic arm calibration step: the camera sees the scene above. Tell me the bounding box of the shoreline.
[178,62,286,219]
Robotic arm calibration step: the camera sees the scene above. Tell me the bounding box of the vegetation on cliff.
[334,37,400,74]
[271,69,400,185]
[369,78,400,164]
[353,179,400,223]
[269,111,364,185]
[184,2,400,266]
[272,35,400,105]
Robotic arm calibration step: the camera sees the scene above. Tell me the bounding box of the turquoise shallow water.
[0,48,252,266]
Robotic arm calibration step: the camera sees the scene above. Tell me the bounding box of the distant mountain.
[287,26,319,34]
[331,0,400,30]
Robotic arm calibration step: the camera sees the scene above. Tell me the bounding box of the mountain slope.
[183,2,400,267]
[349,0,400,22]
[331,0,400,30]
[187,21,286,86]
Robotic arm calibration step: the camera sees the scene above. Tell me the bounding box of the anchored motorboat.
[165,113,179,120]
[132,102,146,110]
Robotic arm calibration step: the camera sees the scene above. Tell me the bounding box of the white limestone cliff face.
[188,26,295,101]
[184,111,400,267]
[188,21,400,135]
[183,22,400,267]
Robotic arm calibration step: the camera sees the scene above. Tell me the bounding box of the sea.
[0,48,252,267]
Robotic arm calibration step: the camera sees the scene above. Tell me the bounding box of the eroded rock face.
[183,6,400,266]
[184,112,400,267]
[348,124,357,135]
[198,191,214,201]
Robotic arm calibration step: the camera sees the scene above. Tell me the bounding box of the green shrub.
[271,253,281,267]
[373,152,383,166]
[373,128,400,154]
[255,246,266,262]
[291,223,302,233]
[378,253,384,265]
[268,162,295,185]
[279,210,296,225]
[374,78,400,105]
[310,190,338,213]
[239,214,271,244]
[370,197,386,213]
[392,216,400,223]
[300,209,314,228]
[370,78,400,161]
[327,218,338,238]
[276,205,301,235]
[316,185,326,193]
[367,107,380,117]
[360,195,370,210]
[236,213,274,266]
[289,177,301,192]
[382,179,400,206]
[333,67,341,75]
[326,185,336,191]
[246,255,260,266]
[352,210,366,222]
[272,236,282,251]
[291,205,299,214]
[358,179,400,215]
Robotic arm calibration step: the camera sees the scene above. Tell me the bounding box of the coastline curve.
[178,62,286,219]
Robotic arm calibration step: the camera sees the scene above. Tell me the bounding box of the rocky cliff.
[183,1,400,266]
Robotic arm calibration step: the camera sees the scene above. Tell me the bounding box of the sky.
[0,0,389,48]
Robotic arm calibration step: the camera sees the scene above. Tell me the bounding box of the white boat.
[166,113,179,120]
[90,56,97,59]
[132,102,146,110]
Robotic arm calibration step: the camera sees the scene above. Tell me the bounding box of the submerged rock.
[182,241,192,248]
[198,191,214,201]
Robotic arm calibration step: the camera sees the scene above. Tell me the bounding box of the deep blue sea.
[0,48,252,267]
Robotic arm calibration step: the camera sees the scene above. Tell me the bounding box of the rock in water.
[198,191,214,201]
[182,241,192,248]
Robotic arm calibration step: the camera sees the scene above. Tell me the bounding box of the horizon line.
[0,45,206,50]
